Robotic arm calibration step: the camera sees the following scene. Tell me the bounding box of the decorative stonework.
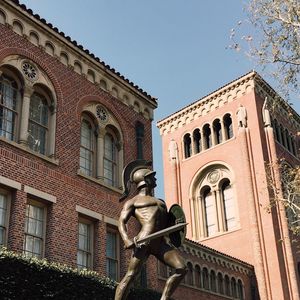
[181,239,254,276]
[22,61,38,81]
[96,105,108,123]
[0,0,156,121]
[207,170,220,184]
[157,72,256,135]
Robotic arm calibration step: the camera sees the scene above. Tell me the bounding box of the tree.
[230,0,300,97]
[229,0,300,234]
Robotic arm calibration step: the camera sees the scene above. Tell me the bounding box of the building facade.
[0,1,261,299]
[157,72,300,300]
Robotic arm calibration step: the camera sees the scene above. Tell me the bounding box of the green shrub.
[0,248,161,300]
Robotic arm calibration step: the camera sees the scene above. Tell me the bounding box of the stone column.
[19,85,34,145]
[168,139,179,204]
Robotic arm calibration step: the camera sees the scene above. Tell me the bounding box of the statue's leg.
[115,247,149,300]
[155,244,187,300]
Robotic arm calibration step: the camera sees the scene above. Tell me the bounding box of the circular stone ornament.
[96,105,108,122]
[207,170,220,184]
[22,62,38,81]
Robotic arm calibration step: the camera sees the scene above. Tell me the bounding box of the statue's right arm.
[118,199,135,249]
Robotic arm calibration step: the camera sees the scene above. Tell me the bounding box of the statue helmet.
[119,160,154,202]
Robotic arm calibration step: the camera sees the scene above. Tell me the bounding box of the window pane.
[24,203,45,258]
[204,191,217,236]
[80,119,94,176]
[77,222,92,269]
[223,183,236,230]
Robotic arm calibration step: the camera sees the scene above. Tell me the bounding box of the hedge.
[0,248,162,300]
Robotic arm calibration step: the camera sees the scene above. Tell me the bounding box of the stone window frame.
[190,164,239,240]
[78,103,124,191]
[77,215,94,270]
[23,198,47,259]
[106,225,120,281]
[0,56,57,161]
[0,187,12,247]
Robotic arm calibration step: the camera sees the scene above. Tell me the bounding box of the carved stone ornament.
[22,62,38,81]
[96,105,108,123]
[207,170,220,184]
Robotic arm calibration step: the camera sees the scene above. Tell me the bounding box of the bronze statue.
[115,160,187,300]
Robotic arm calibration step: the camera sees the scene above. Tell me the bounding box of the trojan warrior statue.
[115,160,187,300]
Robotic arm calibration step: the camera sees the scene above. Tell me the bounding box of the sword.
[133,222,188,248]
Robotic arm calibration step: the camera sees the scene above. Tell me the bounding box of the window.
[213,119,222,144]
[0,74,19,141]
[135,121,144,159]
[193,129,201,154]
[210,270,217,292]
[104,133,118,187]
[194,265,201,288]
[23,201,46,258]
[0,190,10,246]
[186,262,193,285]
[224,275,230,296]
[237,279,244,300]
[203,188,217,236]
[231,277,237,298]
[222,180,236,230]
[28,93,49,155]
[192,166,237,239]
[224,114,233,140]
[80,117,96,177]
[202,267,209,290]
[106,229,119,281]
[217,272,224,294]
[183,133,192,158]
[79,104,123,188]
[77,219,93,270]
[203,124,212,149]
[0,59,57,158]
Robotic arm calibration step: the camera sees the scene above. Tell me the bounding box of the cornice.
[157,71,256,135]
[181,239,254,276]
[0,0,157,119]
[157,71,300,135]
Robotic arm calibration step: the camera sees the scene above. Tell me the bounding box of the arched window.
[237,279,244,300]
[80,116,96,177]
[210,270,217,292]
[203,187,217,237]
[202,267,209,290]
[28,92,49,155]
[186,262,193,285]
[224,275,230,296]
[193,129,201,154]
[104,132,118,187]
[217,272,224,294]
[223,114,233,140]
[221,180,236,231]
[194,265,201,288]
[203,124,212,149]
[183,133,192,158]
[0,74,20,141]
[231,277,237,298]
[213,119,222,145]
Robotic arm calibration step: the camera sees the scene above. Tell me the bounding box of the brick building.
[157,72,300,300]
[0,1,262,299]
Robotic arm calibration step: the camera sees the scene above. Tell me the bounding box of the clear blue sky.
[20,0,300,199]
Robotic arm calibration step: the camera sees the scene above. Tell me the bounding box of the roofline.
[157,70,300,128]
[6,0,157,107]
[184,238,254,270]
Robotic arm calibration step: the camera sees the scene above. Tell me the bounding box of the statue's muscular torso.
[129,195,168,241]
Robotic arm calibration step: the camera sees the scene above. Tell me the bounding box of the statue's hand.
[124,239,135,250]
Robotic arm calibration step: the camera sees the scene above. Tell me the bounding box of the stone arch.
[60,52,69,66]
[29,31,39,46]
[0,9,7,24]
[87,69,95,83]
[12,20,23,35]
[45,41,55,56]
[74,61,82,74]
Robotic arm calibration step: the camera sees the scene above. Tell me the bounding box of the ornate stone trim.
[0,0,156,120]
[157,72,256,135]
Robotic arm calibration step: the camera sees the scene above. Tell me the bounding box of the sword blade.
[135,222,188,246]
